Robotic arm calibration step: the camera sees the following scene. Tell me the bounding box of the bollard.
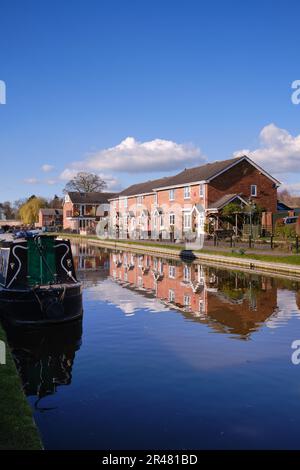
[270,235,274,250]
[230,235,233,248]
[296,236,299,254]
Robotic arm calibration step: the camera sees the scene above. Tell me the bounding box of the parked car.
[13,229,42,239]
[283,216,299,225]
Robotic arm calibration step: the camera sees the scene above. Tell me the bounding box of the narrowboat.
[0,235,83,325]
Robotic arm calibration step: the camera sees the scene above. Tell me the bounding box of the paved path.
[118,238,297,257]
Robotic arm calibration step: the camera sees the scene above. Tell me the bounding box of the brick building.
[38,208,63,229]
[109,155,280,240]
[63,191,117,234]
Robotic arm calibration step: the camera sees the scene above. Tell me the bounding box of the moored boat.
[0,235,83,325]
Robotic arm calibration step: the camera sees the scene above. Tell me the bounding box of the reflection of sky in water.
[266,289,300,328]
[85,278,170,315]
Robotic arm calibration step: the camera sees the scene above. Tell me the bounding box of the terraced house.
[109,155,280,240]
[63,191,117,234]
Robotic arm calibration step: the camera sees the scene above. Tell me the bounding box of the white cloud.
[59,168,78,180]
[41,164,54,172]
[24,178,39,184]
[46,179,57,185]
[234,123,300,174]
[60,136,204,176]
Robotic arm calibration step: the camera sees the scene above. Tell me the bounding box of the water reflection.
[4,243,300,449]
[104,249,300,339]
[5,320,82,410]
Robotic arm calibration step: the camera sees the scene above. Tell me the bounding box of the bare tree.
[63,172,107,193]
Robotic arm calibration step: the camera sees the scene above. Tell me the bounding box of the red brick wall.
[63,201,74,229]
[157,184,205,209]
[207,160,277,212]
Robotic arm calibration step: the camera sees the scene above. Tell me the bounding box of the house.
[38,208,63,229]
[109,155,280,240]
[63,191,118,234]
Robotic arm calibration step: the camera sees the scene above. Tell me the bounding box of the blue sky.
[1,0,300,201]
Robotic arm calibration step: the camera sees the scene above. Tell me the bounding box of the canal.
[5,242,300,449]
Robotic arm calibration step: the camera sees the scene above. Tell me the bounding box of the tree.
[278,189,300,208]
[0,201,15,219]
[49,195,63,209]
[13,198,27,220]
[19,196,48,225]
[63,172,107,193]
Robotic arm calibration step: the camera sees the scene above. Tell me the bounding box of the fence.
[205,234,300,253]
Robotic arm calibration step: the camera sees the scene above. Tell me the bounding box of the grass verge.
[0,325,42,450]
[55,233,300,266]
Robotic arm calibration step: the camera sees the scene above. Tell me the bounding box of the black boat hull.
[0,283,83,326]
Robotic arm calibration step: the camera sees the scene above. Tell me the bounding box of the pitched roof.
[39,208,63,215]
[67,192,118,204]
[157,155,281,189]
[117,177,172,197]
[111,155,280,199]
[153,156,246,189]
[208,194,248,210]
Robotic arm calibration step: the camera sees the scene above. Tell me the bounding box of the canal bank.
[0,324,43,450]
[56,234,300,279]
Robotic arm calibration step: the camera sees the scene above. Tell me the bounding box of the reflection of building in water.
[5,320,82,410]
[109,250,279,339]
[72,242,109,272]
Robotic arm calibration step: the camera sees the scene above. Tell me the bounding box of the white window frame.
[199,183,204,198]
[154,193,158,205]
[199,299,205,314]
[184,213,191,229]
[184,186,191,199]
[168,265,176,278]
[184,295,191,307]
[169,213,175,225]
[123,197,128,208]
[169,289,175,302]
[137,195,143,205]
[251,184,257,197]
[183,265,191,281]
[169,189,175,201]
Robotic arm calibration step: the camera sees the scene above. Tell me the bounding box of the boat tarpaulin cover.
[27,236,56,286]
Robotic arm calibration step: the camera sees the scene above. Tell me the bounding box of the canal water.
[5,242,300,449]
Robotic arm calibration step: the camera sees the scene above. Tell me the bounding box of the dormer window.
[251,185,257,197]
